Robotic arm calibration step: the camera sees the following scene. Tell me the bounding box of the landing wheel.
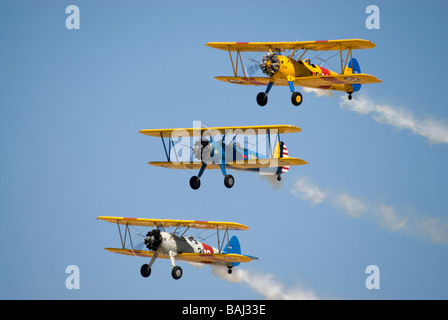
[277,175,282,182]
[291,92,303,106]
[348,93,353,100]
[228,267,233,275]
[224,174,235,188]
[256,92,268,106]
[172,266,183,280]
[189,176,201,190]
[140,264,151,278]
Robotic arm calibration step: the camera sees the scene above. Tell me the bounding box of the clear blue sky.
[1,0,447,299]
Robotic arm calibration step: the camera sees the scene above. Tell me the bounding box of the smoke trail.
[303,89,448,145]
[303,87,333,97]
[291,177,448,247]
[339,95,448,145]
[211,266,319,300]
[291,177,326,205]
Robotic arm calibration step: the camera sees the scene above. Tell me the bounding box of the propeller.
[144,229,162,251]
[192,139,214,162]
[260,53,280,77]
[133,239,146,250]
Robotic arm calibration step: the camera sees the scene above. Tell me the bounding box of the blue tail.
[349,58,362,92]
[223,236,241,266]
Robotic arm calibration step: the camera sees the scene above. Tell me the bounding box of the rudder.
[223,236,241,266]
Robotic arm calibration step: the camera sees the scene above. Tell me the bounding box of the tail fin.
[272,141,290,174]
[223,236,241,266]
[223,236,241,254]
[344,58,362,92]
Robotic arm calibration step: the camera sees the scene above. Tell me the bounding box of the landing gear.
[256,92,268,106]
[288,80,303,106]
[140,264,151,278]
[257,81,273,107]
[228,267,233,275]
[291,92,303,106]
[189,176,201,190]
[347,92,353,100]
[172,266,183,280]
[277,175,282,182]
[224,174,235,188]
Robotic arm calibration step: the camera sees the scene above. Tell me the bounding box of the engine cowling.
[144,230,162,251]
[260,53,280,77]
[192,140,213,162]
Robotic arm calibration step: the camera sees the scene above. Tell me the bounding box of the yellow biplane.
[139,124,308,189]
[98,216,258,279]
[206,39,382,107]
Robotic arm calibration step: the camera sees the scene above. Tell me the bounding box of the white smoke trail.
[291,177,326,205]
[303,87,333,97]
[333,193,368,218]
[339,95,448,145]
[291,177,448,247]
[211,266,319,300]
[304,89,448,145]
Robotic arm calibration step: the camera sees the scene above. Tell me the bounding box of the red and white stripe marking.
[282,143,290,173]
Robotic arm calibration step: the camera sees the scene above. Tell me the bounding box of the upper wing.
[293,74,382,88]
[139,125,301,137]
[105,248,256,263]
[206,39,375,52]
[98,216,250,230]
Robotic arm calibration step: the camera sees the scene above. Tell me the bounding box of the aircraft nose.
[144,236,153,245]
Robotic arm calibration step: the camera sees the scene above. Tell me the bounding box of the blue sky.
[1,0,447,299]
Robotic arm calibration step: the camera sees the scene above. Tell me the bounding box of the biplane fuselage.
[206,39,382,106]
[157,231,219,256]
[98,217,257,280]
[270,55,351,92]
[139,125,308,189]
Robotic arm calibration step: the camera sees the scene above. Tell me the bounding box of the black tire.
[140,264,151,278]
[189,176,201,190]
[228,268,233,275]
[291,92,303,106]
[172,266,183,280]
[277,175,282,182]
[224,175,235,188]
[348,94,353,100]
[256,92,268,106]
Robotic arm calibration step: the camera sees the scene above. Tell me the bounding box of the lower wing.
[215,76,272,86]
[104,248,256,263]
[228,157,308,169]
[148,157,308,170]
[293,73,382,88]
[215,74,381,88]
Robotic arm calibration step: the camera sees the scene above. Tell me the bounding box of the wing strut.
[116,220,134,250]
[228,48,246,77]
[217,226,230,253]
[160,132,171,162]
